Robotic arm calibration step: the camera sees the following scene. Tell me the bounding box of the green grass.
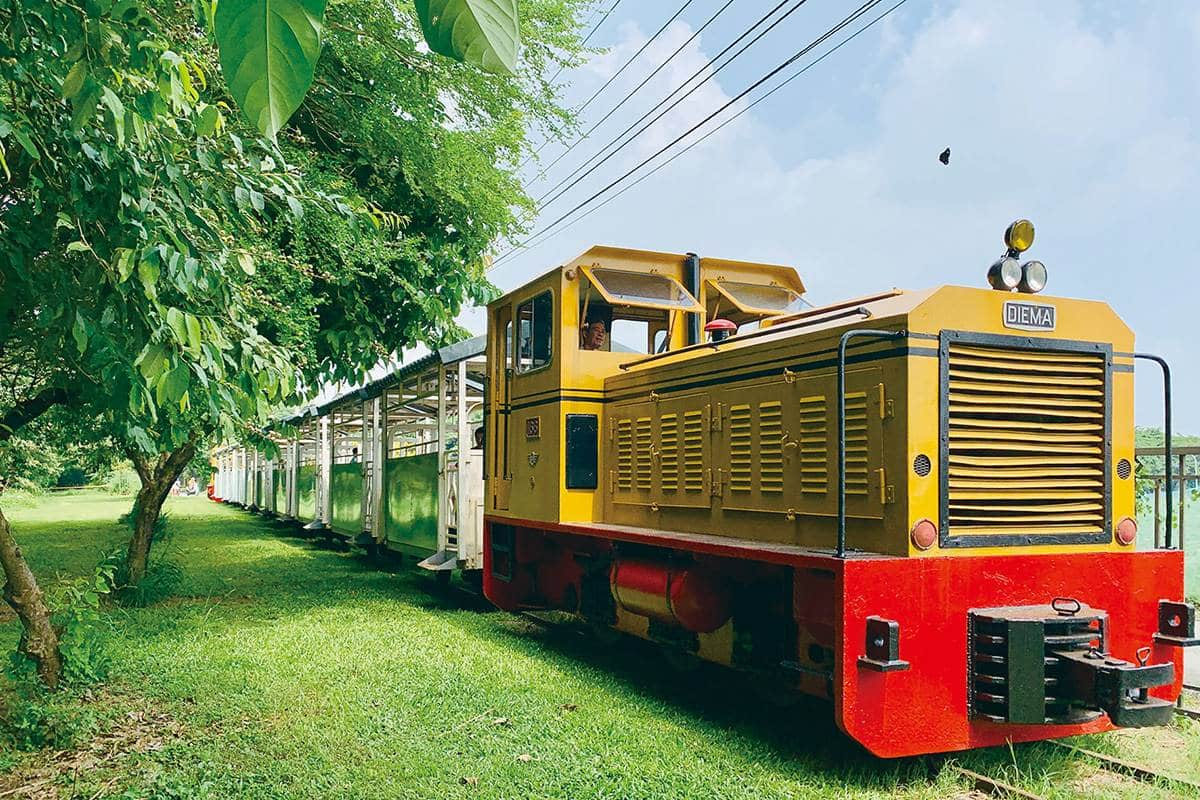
[1,492,1197,798]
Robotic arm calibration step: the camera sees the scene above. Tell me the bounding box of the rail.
[1133,353,1173,546]
[1134,445,1198,549]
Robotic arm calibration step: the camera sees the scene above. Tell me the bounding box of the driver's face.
[583,322,607,350]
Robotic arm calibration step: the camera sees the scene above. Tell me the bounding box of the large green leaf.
[214,0,327,139]
[415,0,519,74]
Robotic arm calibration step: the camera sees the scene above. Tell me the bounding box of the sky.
[462,0,1200,432]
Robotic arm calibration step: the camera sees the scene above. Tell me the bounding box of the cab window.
[516,291,553,372]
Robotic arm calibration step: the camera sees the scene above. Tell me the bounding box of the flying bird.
[939,147,951,165]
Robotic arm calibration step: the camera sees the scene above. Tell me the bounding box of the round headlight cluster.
[988,219,1048,293]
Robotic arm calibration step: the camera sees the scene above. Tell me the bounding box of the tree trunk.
[0,500,62,689]
[126,439,197,588]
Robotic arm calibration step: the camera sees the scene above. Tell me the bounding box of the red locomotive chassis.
[838,549,1182,757]
[483,517,1185,758]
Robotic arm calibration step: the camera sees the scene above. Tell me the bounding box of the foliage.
[211,0,525,138]
[50,556,119,685]
[0,1,321,457]
[1133,427,1200,521]
[0,407,121,489]
[415,0,521,74]
[106,466,140,495]
[213,0,328,139]
[0,683,98,751]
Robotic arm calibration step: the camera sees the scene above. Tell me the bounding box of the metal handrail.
[837,328,906,557]
[1134,353,1173,547]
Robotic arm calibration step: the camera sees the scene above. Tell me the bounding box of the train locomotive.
[214,221,1195,758]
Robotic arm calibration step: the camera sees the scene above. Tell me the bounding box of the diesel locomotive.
[214,221,1195,757]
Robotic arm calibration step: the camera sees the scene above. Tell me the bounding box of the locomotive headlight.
[1018,260,1048,294]
[1004,218,1035,253]
[987,257,1022,291]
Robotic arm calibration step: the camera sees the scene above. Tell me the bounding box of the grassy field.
[1,492,1198,799]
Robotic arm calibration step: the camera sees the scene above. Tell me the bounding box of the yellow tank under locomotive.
[482,224,1195,757]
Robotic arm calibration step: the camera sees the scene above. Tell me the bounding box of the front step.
[418,549,458,572]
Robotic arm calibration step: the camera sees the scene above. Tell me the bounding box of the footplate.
[968,601,1174,727]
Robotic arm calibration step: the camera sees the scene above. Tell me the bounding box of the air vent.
[945,340,1108,542]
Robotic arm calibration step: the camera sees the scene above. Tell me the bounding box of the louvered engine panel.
[945,341,1109,541]
[682,410,705,493]
[659,413,679,492]
[616,418,633,491]
[798,394,828,495]
[729,404,753,493]
[844,391,870,497]
[758,401,784,494]
[635,417,653,491]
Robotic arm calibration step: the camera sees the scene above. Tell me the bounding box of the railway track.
[1176,681,1200,721]
[952,739,1200,799]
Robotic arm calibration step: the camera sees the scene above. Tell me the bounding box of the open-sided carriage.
[213,337,487,578]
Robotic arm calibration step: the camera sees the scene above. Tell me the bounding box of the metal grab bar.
[837,328,906,557]
[1134,353,1173,548]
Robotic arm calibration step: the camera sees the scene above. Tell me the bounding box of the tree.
[0,0,588,686]
[0,0,311,686]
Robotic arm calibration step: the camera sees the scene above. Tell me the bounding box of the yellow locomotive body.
[482,243,1188,757]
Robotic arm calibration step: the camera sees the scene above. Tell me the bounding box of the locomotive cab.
[484,246,804,524]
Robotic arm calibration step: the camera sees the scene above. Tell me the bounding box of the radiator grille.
[946,342,1107,540]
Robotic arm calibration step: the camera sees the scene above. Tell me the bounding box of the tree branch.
[0,386,70,442]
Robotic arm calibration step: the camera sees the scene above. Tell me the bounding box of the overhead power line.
[573,0,700,119]
[532,0,813,208]
[496,0,909,269]
[531,0,737,184]
[492,0,897,270]
[554,0,624,78]
[523,0,627,168]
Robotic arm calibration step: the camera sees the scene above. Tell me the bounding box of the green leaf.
[213,0,327,139]
[10,126,39,161]
[138,257,160,297]
[196,103,221,137]
[414,0,519,74]
[161,362,190,404]
[100,88,127,147]
[72,312,88,354]
[115,248,135,282]
[61,61,88,99]
[237,252,255,275]
[185,313,203,352]
[137,343,168,381]
[166,307,188,345]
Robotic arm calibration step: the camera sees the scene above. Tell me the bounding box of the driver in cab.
[580,309,610,351]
